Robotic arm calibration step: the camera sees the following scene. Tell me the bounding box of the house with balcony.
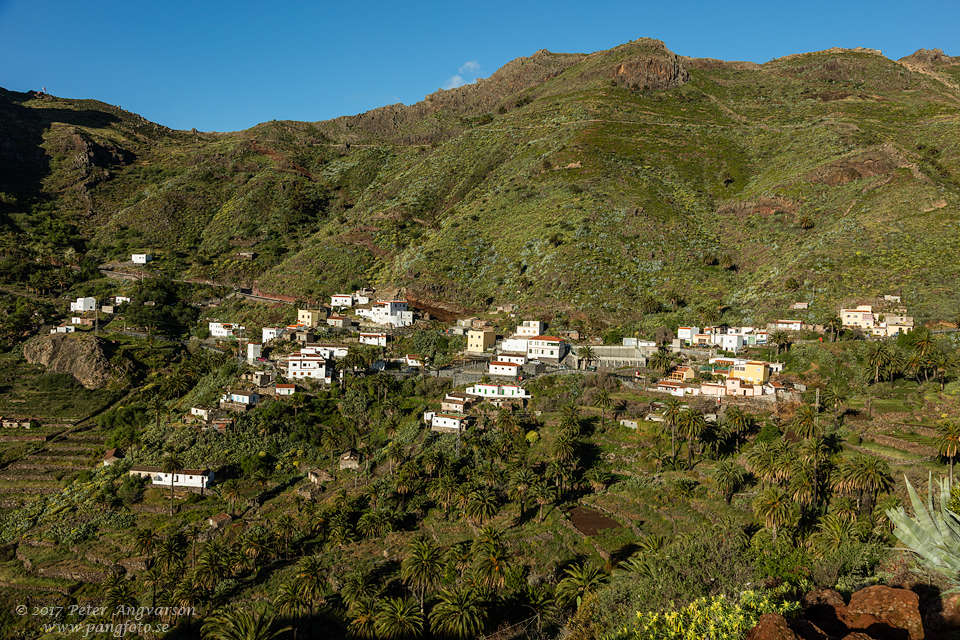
[527,336,567,363]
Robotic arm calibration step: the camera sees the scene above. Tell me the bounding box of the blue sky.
[1,0,957,132]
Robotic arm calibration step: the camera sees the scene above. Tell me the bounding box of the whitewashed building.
[131,254,152,264]
[465,383,531,399]
[331,294,353,308]
[262,327,284,343]
[129,465,213,490]
[489,361,521,378]
[430,413,470,434]
[70,297,96,312]
[515,320,545,337]
[287,347,332,381]
[527,336,567,363]
[209,322,244,338]
[359,333,388,347]
[247,343,262,361]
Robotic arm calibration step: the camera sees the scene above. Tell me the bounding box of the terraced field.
[0,430,106,515]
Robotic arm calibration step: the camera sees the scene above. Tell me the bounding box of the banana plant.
[886,472,960,574]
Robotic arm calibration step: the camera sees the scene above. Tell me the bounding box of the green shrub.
[608,590,800,640]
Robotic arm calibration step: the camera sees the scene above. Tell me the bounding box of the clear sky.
[1,0,957,132]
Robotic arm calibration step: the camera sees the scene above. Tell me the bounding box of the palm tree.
[274,514,296,559]
[135,528,159,562]
[866,342,892,385]
[348,598,378,639]
[821,382,848,414]
[662,398,684,459]
[814,513,859,553]
[792,404,820,440]
[465,488,499,528]
[147,393,166,429]
[937,420,960,485]
[555,563,608,609]
[823,314,843,342]
[142,564,163,610]
[161,453,184,516]
[400,536,444,613]
[752,487,793,543]
[532,482,555,522]
[341,567,381,610]
[274,580,310,640]
[295,555,327,618]
[577,345,595,370]
[471,534,511,590]
[770,331,790,357]
[374,598,423,640]
[648,349,673,376]
[509,467,537,520]
[429,586,485,639]
[222,479,242,517]
[202,606,292,640]
[723,406,753,451]
[676,409,706,470]
[594,389,613,432]
[713,461,747,505]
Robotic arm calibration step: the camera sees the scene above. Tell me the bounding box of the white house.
[359,333,388,347]
[247,343,262,361]
[465,383,531,399]
[262,327,284,343]
[331,294,354,308]
[715,334,744,352]
[287,348,332,381]
[275,384,297,396]
[221,391,259,406]
[70,297,96,312]
[500,338,529,353]
[431,413,470,434]
[497,351,527,365]
[515,320,545,337]
[677,326,700,344]
[311,344,349,359]
[50,326,76,334]
[129,465,213,490]
[190,406,213,421]
[113,296,131,305]
[774,319,803,332]
[209,322,244,338]
[489,361,521,378]
[406,354,424,367]
[357,300,412,327]
[527,337,567,363]
[131,254,152,264]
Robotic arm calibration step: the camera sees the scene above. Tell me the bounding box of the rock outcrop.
[22,334,113,389]
[748,586,925,640]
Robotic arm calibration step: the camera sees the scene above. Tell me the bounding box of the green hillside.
[2,39,959,327]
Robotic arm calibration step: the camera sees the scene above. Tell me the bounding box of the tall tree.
[937,420,960,486]
[374,598,423,640]
[400,536,444,613]
[161,453,184,516]
[428,586,485,639]
[752,487,794,544]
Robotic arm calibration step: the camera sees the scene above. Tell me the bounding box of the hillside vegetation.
[2,39,959,326]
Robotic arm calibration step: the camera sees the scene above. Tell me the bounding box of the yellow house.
[467,329,496,353]
[731,361,770,384]
[297,309,326,327]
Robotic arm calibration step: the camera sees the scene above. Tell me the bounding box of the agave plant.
[885,473,960,574]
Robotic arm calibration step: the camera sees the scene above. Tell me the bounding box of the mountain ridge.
[1,38,959,332]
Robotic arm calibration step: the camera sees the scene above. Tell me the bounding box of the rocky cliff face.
[22,334,113,389]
